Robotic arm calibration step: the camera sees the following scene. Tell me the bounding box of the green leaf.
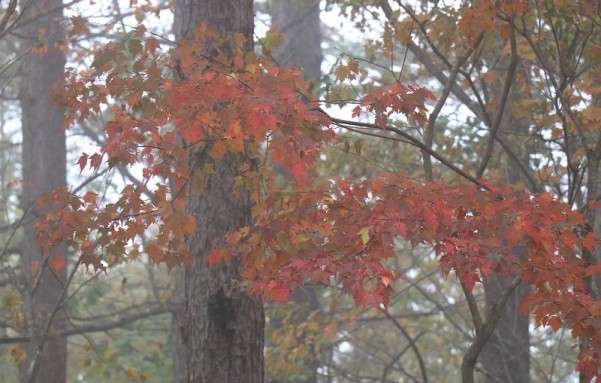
[358,227,370,245]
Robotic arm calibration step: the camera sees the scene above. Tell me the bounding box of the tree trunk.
[479,80,531,383]
[267,2,322,382]
[173,1,265,382]
[480,277,530,383]
[269,0,321,81]
[17,0,67,382]
[171,269,187,383]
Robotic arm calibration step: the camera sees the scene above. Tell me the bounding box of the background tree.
[1,2,178,382]
[268,0,321,81]
[263,1,324,382]
[17,0,67,380]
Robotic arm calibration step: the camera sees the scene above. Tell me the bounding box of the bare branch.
[476,23,518,178]
[461,277,522,383]
[0,303,176,344]
[383,309,429,383]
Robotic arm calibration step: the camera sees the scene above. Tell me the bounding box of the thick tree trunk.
[173,1,265,382]
[17,0,67,382]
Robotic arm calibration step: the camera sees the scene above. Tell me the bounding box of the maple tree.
[317,1,601,381]
[19,0,601,382]
[0,2,177,382]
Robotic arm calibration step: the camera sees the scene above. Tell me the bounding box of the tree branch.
[329,116,484,187]
[423,34,483,181]
[476,23,518,178]
[461,277,522,383]
[0,303,176,344]
[383,309,429,383]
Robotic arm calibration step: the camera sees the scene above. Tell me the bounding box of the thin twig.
[382,309,429,383]
[476,22,518,178]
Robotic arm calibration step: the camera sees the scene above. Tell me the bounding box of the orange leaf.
[380,276,392,287]
[89,153,103,170]
[183,215,197,234]
[584,261,601,277]
[49,256,67,275]
[548,316,562,332]
[76,153,88,173]
[208,248,233,266]
[69,16,90,37]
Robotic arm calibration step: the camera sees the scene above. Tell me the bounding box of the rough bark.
[17,0,67,382]
[173,1,265,382]
[269,0,321,81]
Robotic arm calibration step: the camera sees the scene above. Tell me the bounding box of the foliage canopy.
[32,1,601,379]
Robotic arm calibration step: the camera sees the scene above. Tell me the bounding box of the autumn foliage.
[37,15,601,379]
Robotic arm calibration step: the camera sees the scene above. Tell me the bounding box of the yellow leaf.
[334,65,350,82]
[260,28,283,55]
[10,346,26,364]
[12,312,24,332]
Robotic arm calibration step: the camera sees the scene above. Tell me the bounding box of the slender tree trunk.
[480,277,530,383]
[267,2,322,382]
[173,1,265,382]
[479,86,531,383]
[17,0,67,382]
[171,269,187,383]
[269,0,321,81]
